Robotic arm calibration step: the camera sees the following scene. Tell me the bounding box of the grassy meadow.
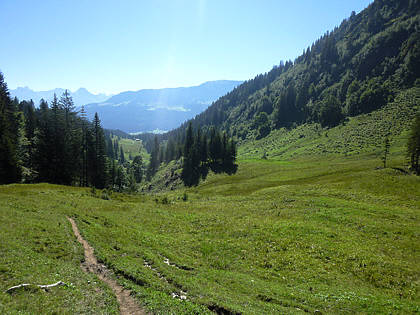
[117,137,150,162]
[0,88,419,314]
[1,154,419,314]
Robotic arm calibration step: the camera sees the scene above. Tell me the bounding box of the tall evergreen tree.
[146,136,160,180]
[198,130,209,180]
[90,113,107,188]
[0,72,21,183]
[382,136,391,168]
[119,146,125,164]
[407,113,420,175]
[209,128,223,173]
[181,123,200,186]
[131,155,144,183]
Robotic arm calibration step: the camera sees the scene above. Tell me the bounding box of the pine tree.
[146,136,160,180]
[407,113,420,175]
[224,139,238,175]
[119,146,125,164]
[114,139,119,160]
[131,155,144,183]
[181,123,201,186]
[0,72,21,183]
[115,165,127,192]
[59,89,75,127]
[209,128,223,173]
[382,136,390,168]
[199,131,209,180]
[91,113,107,188]
[23,101,36,175]
[33,99,53,182]
[127,169,138,193]
[49,93,70,184]
[79,105,88,186]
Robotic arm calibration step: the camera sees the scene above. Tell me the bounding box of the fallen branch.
[5,281,67,293]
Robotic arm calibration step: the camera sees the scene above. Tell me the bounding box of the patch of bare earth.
[67,217,146,315]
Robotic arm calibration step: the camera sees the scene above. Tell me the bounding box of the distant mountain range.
[83,80,242,133]
[10,87,111,107]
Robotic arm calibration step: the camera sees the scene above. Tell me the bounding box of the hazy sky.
[1,0,372,94]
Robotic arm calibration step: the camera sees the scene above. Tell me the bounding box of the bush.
[101,189,110,200]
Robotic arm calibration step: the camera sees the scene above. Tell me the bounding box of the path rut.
[67,217,145,315]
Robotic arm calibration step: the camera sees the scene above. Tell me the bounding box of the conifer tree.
[209,128,223,173]
[407,113,420,175]
[382,136,390,168]
[146,136,160,180]
[0,72,21,183]
[181,123,200,186]
[199,130,209,180]
[119,146,125,164]
[91,112,107,188]
[131,155,144,182]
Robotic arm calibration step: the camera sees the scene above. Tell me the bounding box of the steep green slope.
[239,87,419,160]
[155,0,419,154]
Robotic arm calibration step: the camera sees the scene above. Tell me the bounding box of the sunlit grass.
[1,153,418,314]
[1,88,419,313]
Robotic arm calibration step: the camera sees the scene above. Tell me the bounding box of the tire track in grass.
[67,217,146,315]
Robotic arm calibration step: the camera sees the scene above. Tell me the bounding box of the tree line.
[181,123,237,186]
[139,123,238,187]
[0,72,145,189]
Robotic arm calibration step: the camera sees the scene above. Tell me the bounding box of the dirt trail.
[67,217,146,315]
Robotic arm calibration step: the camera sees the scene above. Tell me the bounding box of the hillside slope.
[239,87,420,160]
[158,0,419,150]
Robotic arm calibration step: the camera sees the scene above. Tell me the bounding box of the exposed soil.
[67,217,146,315]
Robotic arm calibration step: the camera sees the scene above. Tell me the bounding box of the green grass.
[117,137,150,162]
[1,154,419,314]
[1,88,419,313]
[0,184,119,314]
[239,87,419,160]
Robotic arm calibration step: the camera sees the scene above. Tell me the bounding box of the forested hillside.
[0,75,147,190]
[152,0,418,148]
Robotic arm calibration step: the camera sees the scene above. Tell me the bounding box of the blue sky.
[0,0,372,94]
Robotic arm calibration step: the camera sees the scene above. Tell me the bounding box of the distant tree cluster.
[137,123,238,187]
[181,123,237,186]
[0,72,145,190]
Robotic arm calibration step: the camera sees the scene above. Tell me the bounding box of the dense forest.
[143,0,419,161]
[0,72,238,188]
[0,73,147,190]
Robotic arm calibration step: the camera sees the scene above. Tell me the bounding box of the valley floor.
[0,155,419,314]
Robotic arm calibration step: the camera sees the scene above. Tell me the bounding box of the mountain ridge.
[10,86,111,107]
[83,80,243,133]
[155,0,419,150]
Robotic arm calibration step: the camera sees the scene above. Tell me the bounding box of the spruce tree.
[382,136,390,168]
[0,72,21,183]
[131,155,144,183]
[92,113,107,188]
[407,113,420,175]
[119,146,125,164]
[209,128,223,173]
[181,123,201,186]
[199,130,209,180]
[146,136,160,180]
